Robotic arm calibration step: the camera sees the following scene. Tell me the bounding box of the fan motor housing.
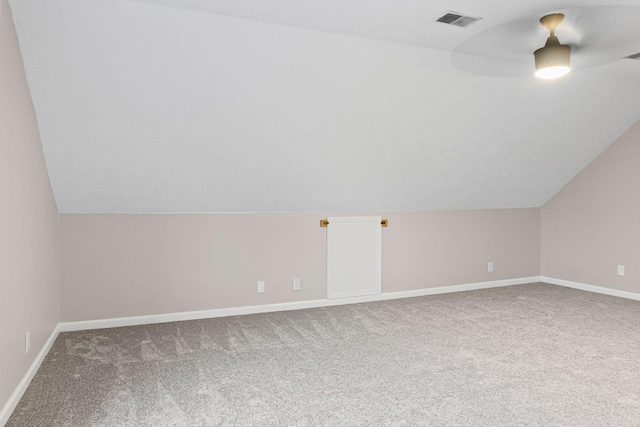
[534,42,571,70]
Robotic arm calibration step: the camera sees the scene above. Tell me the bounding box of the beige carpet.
[8,282,640,426]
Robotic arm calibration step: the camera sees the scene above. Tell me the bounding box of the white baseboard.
[0,324,60,426]
[58,276,542,332]
[541,276,640,301]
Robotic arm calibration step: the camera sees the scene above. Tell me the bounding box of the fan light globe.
[534,13,571,79]
[535,65,570,79]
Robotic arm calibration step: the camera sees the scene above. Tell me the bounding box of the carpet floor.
[7,282,640,426]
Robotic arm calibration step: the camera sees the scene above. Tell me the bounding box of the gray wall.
[60,209,540,321]
[0,0,60,415]
[542,119,640,292]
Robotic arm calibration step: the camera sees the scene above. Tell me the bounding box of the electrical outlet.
[25,331,30,354]
[257,281,265,293]
[618,265,625,276]
[488,262,494,273]
[292,279,301,291]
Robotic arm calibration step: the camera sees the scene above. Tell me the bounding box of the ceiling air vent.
[436,11,482,28]
[625,52,640,59]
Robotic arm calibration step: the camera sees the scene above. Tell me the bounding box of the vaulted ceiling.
[9,0,640,213]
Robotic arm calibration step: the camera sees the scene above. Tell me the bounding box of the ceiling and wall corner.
[7,0,640,213]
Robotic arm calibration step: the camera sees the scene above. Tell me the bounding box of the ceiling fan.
[450,5,640,79]
[533,13,571,79]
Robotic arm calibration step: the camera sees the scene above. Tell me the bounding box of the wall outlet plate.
[618,265,625,276]
[488,262,494,273]
[292,279,301,291]
[25,331,30,354]
[257,281,265,293]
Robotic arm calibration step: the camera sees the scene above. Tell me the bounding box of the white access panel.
[327,216,382,299]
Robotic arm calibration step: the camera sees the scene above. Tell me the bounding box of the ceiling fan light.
[535,65,571,79]
[534,41,571,79]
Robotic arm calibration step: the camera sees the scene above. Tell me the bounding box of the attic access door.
[327,216,382,299]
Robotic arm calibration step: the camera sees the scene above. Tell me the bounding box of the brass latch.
[320,219,388,227]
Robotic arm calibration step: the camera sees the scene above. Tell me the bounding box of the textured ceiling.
[9,0,640,213]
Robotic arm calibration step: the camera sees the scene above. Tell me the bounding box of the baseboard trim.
[541,276,640,301]
[58,276,542,332]
[0,324,60,426]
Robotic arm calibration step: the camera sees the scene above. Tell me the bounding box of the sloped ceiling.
[9,0,640,213]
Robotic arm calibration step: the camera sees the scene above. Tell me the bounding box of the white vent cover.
[436,11,483,28]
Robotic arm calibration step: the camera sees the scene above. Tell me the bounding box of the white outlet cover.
[257,281,265,293]
[25,331,30,354]
[292,279,301,291]
[488,262,494,273]
[618,265,625,276]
